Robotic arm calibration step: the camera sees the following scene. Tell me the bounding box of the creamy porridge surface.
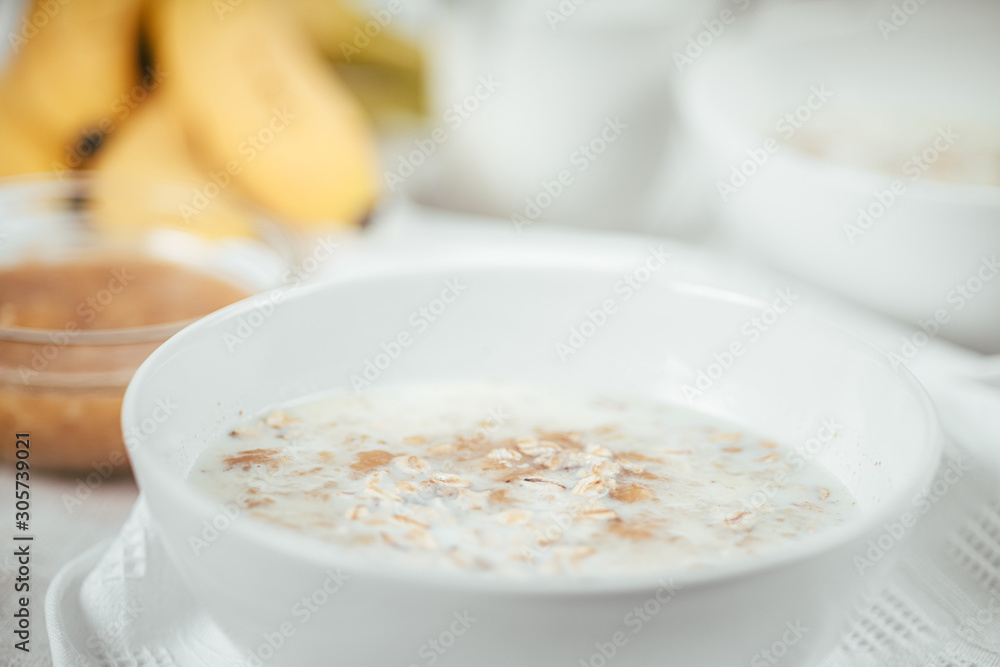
[188,383,857,577]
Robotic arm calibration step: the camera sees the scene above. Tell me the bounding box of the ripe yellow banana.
[90,93,251,239]
[0,110,57,176]
[0,0,142,177]
[286,0,426,117]
[148,0,380,227]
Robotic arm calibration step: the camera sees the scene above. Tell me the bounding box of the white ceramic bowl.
[123,255,941,666]
[677,3,1000,353]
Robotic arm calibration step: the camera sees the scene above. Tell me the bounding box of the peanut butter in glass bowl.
[0,174,300,474]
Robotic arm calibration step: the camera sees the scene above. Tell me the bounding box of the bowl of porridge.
[122,255,941,666]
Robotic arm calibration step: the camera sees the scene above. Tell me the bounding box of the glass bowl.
[0,172,299,474]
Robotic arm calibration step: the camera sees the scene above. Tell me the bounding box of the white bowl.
[677,2,1000,353]
[123,254,941,666]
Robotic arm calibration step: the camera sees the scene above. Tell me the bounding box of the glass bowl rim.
[0,171,300,345]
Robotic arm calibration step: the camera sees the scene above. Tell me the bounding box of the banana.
[333,61,426,118]
[0,108,57,177]
[148,0,380,226]
[0,0,142,177]
[286,0,426,117]
[90,93,252,239]
[286,0,423,72]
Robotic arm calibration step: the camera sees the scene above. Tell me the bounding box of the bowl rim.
[123,259,944,595]
[0,171,301,345]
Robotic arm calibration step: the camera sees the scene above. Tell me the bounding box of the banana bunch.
[0,0,424,228]
[0,0,140,175]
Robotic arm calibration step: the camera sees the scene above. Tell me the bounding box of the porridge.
[189,383,857,577]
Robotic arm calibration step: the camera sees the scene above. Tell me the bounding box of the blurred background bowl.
[677,1,1000,353]
[0,172,299,473]
[401,0,713,238]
